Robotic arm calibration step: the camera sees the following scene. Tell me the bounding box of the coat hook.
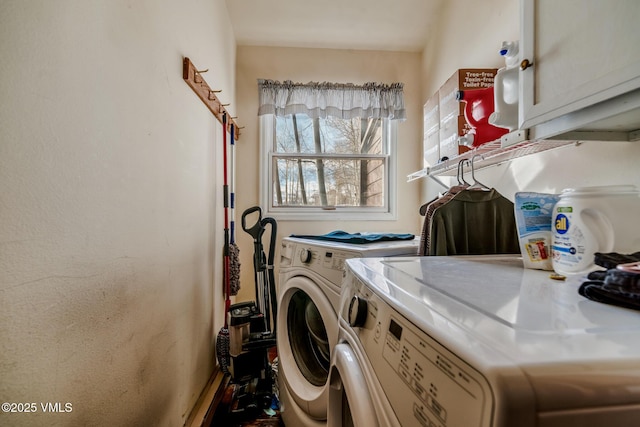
[231,116,238,119]
[194,69,208,83]
[207,90,221,100]
[221,103,230,107]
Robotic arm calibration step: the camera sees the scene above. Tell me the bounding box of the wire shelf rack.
[408,135,577,182]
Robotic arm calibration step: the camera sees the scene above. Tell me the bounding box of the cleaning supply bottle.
[457,87,508,147]
[489,41,520,131]
[514,192,560,270]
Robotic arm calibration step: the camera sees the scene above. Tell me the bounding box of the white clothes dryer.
[329,255,640,427]
[277,236,418,427]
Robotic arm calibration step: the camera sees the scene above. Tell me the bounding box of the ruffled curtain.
[257,79,406,120]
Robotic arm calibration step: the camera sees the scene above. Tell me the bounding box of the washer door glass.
[288,289,330,386]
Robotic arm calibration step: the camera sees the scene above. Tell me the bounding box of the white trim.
[259,115,272,215]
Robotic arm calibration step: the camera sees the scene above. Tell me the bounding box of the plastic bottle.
[551,185,640,275]
[489,41,520,131]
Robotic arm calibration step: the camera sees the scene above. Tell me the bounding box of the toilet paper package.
[514,192,560,270]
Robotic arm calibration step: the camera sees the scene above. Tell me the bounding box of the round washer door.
[277,274,338,420]
[328,343,378,427]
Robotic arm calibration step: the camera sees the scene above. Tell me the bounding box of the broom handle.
[230,123,235,245]
[223,113,231,328]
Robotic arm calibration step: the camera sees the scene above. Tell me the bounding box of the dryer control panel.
[342,271,494,427]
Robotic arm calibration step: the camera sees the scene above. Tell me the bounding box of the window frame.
[259,114,398,221]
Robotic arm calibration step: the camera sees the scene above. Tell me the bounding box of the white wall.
[234,46,423,302]
[419,0,640,202]
[0,1,235,425]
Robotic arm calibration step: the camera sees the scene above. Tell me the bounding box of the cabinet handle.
[520,59,533,71]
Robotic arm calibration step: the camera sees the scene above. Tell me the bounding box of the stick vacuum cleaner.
[227,206,277,383]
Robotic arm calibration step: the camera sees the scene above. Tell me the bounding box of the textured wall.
[0,0,235,425]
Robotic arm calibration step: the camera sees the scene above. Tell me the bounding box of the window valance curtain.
[257,79,406,120]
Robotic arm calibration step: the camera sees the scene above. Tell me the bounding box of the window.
[257,80,405,221]
[260,114,397,220]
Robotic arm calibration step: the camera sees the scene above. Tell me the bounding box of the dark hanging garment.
[419,197,438,256]
[428,188,520,256]
[419,185,468,256]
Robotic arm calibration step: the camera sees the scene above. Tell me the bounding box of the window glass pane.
[275,115,383,155]
[272,157,385,208]
[261,112,395,219]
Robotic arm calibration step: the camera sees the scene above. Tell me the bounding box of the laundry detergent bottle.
[489,41,520,131]
[551,185,640,275]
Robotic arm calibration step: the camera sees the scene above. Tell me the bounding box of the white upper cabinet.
[519,0,640,140]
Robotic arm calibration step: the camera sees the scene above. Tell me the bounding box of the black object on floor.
[210,376,283,427]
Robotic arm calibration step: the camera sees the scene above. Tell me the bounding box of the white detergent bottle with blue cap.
[489,41,520,131]
[551,185,640,275]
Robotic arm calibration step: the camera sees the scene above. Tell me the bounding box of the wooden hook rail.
[182,57,240,139]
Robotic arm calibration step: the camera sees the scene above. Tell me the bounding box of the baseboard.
[185,367,230,427]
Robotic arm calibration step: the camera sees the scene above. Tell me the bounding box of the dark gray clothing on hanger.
[429,188,520,256]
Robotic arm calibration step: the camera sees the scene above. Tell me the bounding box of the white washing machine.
[330,255,640,427]
[277,236,418,427]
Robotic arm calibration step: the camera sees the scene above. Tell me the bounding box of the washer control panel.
[342,271,494,427]
[280,240,349,287]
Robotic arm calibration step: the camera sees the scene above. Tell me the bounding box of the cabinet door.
[519,0,640,133]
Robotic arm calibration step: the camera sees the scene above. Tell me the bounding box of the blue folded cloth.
[290,230,415,244]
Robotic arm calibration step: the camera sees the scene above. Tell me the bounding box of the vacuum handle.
[241,206,263,240]
[260,216,278,333]
[261,217,278,267]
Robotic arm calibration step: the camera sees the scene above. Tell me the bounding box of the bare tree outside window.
[272,114,386,209]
